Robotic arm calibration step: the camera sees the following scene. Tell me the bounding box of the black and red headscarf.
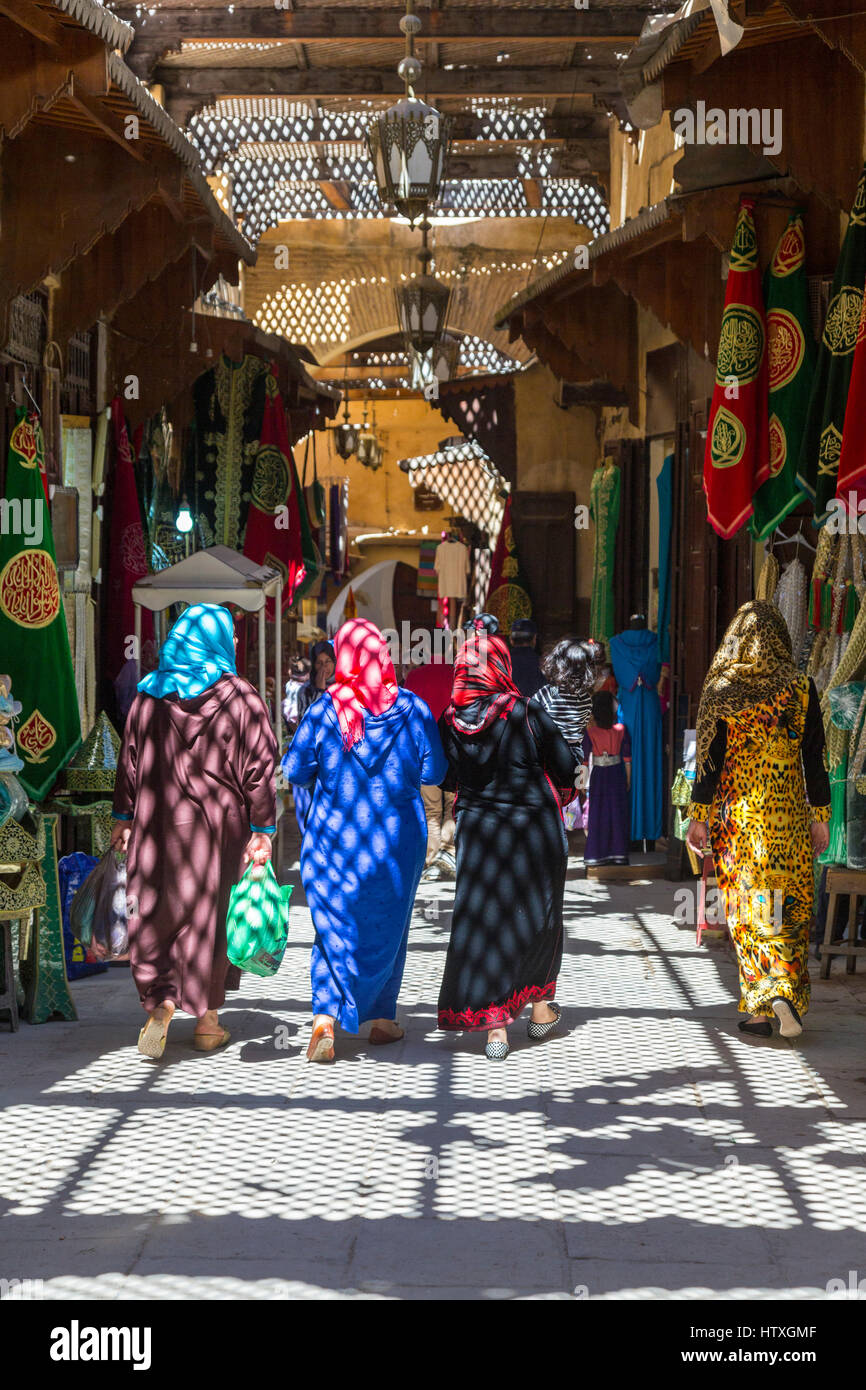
[443,632,520,734]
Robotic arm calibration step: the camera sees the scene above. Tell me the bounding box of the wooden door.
[510,490,576,646]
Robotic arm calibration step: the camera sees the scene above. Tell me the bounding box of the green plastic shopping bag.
[226,862,293,976]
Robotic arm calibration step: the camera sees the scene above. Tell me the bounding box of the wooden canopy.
[0,0,253,378]
[495,180,841,424]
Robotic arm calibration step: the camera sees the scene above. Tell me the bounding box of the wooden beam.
[67,89,148,162]
[0,121,166,345]
[0,0,61,47]
[53,201,202,345]
[523,179,543,210]
[117,6,654,45]
[157,65,622,105]
[0,25,108,139]
[319,180,351,212]
[228,146,608,181]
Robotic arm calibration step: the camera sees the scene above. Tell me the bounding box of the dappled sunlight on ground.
[2,826,866,1300]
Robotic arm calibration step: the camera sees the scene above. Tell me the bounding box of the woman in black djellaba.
[436,631,578,1059]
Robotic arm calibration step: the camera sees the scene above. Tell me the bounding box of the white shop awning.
[132,546,281,612]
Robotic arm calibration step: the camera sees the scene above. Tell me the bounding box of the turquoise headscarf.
[138,603,237,700]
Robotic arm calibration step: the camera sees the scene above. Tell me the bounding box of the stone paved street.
[2,850,866,1301]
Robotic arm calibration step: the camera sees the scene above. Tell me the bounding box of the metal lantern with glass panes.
[331,367,360,460]
[366,1,452,223]
[396,219,451,357]
[356,399,382,470]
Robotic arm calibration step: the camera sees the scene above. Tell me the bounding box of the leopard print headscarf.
[695,599,801,774]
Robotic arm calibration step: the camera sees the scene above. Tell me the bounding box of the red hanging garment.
[242,370,306,614]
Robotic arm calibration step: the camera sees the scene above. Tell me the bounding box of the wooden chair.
[820,867,866,978]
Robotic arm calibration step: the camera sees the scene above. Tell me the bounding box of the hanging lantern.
[366,1,452,223]
[433,332,460,383]
[395,219,451,357]
[357,400,384,471]
[331,366,360,460]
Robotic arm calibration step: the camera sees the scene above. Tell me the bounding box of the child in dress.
[582,690,631,866]
[532,639,594,832]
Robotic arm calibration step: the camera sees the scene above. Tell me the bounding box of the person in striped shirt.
[531,639,595,752]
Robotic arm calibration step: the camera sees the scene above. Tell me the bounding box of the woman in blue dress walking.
[283,618,447,1062]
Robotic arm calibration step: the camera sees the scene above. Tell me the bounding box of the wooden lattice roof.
[108,2,674,241]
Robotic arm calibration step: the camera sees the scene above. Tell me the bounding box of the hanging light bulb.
[175,497,194,534]
[366,0,452,224]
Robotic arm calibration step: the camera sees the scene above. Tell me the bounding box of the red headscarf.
[328,618,399,749]
[444,632,521,734]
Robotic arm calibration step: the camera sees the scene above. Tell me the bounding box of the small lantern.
[356,400,384,471]
[331,373,359,460]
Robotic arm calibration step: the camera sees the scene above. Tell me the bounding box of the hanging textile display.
[824,683,866,867]
[750,211,815,540]
[704,198,769,538]
[242,373,305,613]
[328,481,349,582]
[139,409,184,571]
[773,557,809,666]
[486,495,532,630]
[191,352,269,550]
[590,458,620,641]
[656,453,673,663]
[755,551,780,601]
[292,432,324,602]
[798,162,866,523]
[610,624,664,843]
[417,538,438,598]
[0,410,82,800]
[105,397,152,683]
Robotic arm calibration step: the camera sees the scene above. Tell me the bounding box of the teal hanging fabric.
[656,453,673,665]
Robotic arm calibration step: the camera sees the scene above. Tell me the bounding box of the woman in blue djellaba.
[282,618,446,1063]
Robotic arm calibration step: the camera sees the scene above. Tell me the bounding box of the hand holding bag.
[226,860,292,976]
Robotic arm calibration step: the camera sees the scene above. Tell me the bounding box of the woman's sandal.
[527,1001,562,1041]
[307,1022,335,1063]
[738,1018,772,1038]
[193,1027,231,1053]
[137,1012,172,1059]
[369,1023,405,1045]
[771,997,803,1039]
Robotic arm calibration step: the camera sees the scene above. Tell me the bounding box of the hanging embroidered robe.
[704,198,770,538]
[192,353,269,550]
[105,398,152,682]
[242,372,305,613]
[751,212,815,540]
[798,162,866,523]
[486,495,532,630]
[0,410,81,799]
[590,462,620,641]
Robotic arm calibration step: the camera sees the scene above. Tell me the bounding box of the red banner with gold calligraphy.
[704,199,770,538]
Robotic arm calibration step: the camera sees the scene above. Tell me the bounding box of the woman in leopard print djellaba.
[686,601,830,1040]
